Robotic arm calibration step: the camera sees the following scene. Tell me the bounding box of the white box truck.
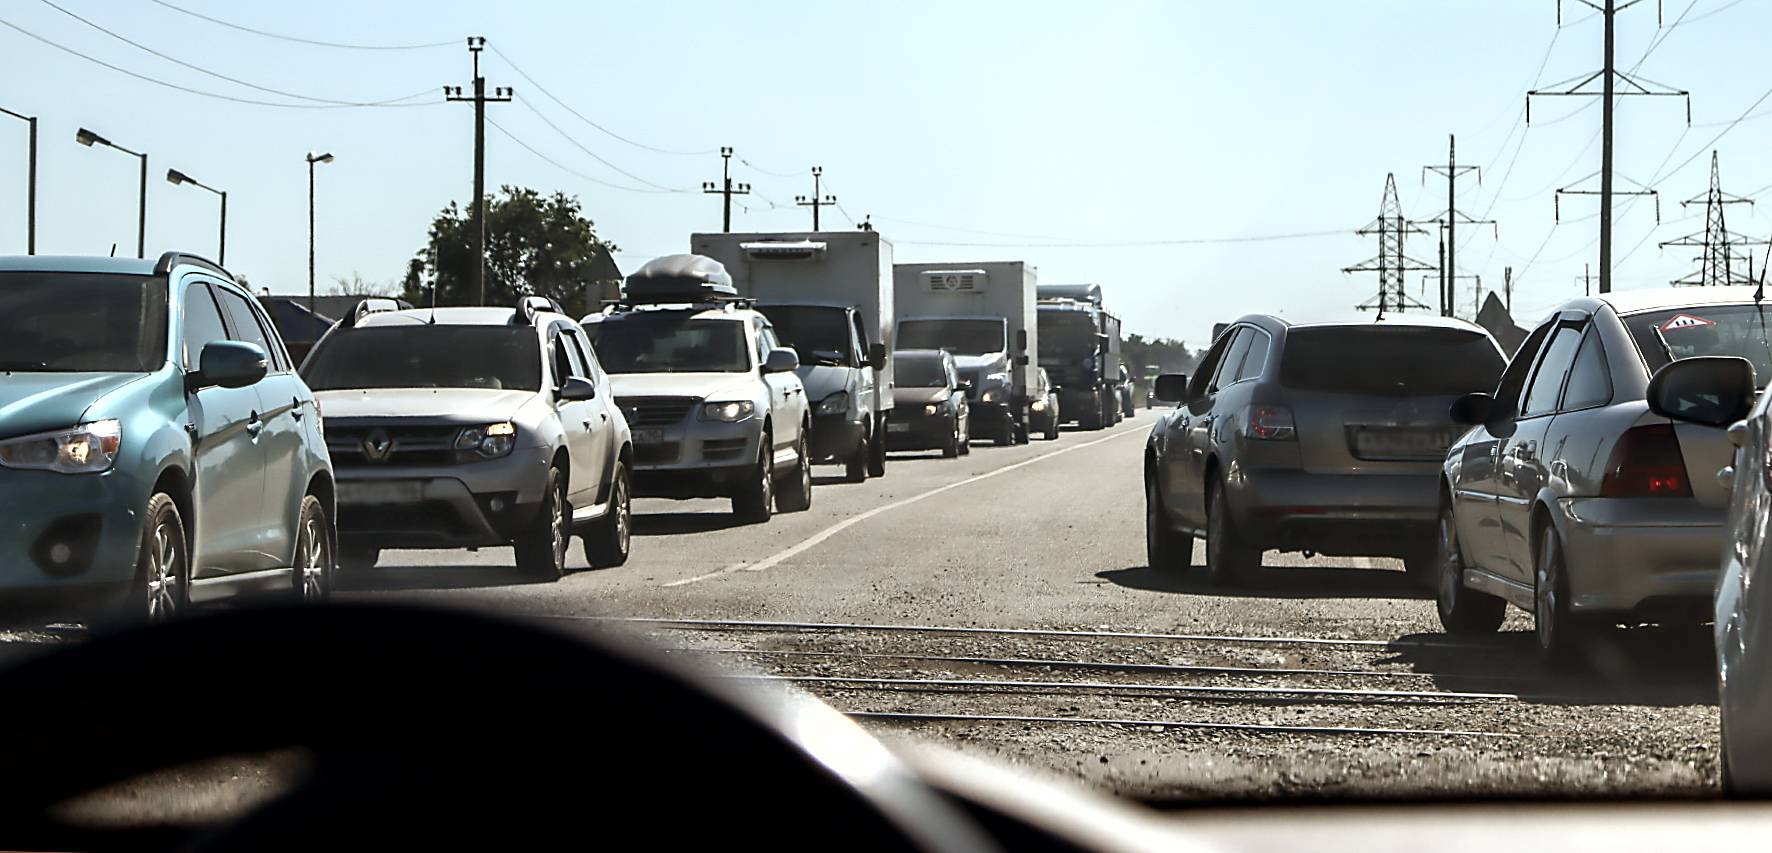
[892,261,1038,445]
[691,231,893,481]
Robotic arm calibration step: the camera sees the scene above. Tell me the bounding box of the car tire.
[102,492,189,629]
[292,494,333,603]
[1403,548,1439,588]
[1146,475,1193,571]
[584,461,632,569]
[777,430,813,513]
[867,421,887,478]
[1535,525,1599,667]
[941,418,961,458]
[1434,505,1504,635]
[995,412,1015,447]
[734,437,775,523]
[1080,400,1102,431]
[845,431,869,483]
[1206,479,1259,584]
[1044,407,1060,441]
[514,466,568,582]
[339,546,380,573]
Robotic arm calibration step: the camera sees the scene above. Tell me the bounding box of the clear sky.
[1,0,1768,347]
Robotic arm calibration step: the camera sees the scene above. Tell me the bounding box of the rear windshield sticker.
[1660,313,1717,332]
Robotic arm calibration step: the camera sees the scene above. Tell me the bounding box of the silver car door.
[565,326,616,502]
[179,278,270,578]
[548,325,600,511]
[1456,319,1554,576]
[1497,321,1583,582]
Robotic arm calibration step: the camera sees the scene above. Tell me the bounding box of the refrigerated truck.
[1036,283,1126,430]
[690,231,893,481]
[891,261,1038,445]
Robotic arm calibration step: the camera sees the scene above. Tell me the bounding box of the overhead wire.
[487,117,676,194]
[894,228,1350,249]
[486,44,715,157]
[513,96,695,193]
[144,0,456,50]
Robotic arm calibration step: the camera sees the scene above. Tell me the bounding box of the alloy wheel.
[146,519,182,623]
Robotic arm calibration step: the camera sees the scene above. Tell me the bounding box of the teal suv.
[0,254,335,625]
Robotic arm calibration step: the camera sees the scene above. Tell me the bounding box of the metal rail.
[845,710,1516,739]
[726,673,1520,702]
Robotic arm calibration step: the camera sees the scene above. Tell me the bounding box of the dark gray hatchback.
[1145,315,1505,584]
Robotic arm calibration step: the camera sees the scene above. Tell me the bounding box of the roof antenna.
[109,243,117,258]
[1757,237,1770,304]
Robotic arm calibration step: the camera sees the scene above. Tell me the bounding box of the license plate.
[887,422,911,433]
[1351,428,1456,460]
[633,428,665,444]
[339,481,423,504]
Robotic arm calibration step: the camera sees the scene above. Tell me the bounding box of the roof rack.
[514,296,565,325]
[153,251,230,280]
[340,297,404,328]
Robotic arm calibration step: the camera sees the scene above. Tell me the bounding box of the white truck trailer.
[891,261,1038,445]
[690,231,894,481]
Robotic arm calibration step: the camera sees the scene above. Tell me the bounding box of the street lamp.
[305,152,334,318]
[166,168,227,265]
[75,127,147,259]
[0,106,36,254]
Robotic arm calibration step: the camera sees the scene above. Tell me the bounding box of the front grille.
[635,442,681,465]
[701,438,747,461]
[618,396,697,428]
[326,424,462,468]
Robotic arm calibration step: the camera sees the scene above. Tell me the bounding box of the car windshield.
[897,319,1003,355]
[1280,327,1505,396]
[1038,310,1099,357]
[895,356,949,387]
[584,313,749,373]
[301,325,541,391]
[0,272,167,373]
[1625,305,1772,387]
[761,305,853,366]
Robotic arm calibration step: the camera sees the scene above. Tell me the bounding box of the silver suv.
[583,255,813,523]
[300,297,634,580]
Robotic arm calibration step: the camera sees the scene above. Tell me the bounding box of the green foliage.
[401,186,621,317]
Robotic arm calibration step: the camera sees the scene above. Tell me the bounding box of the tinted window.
[896,357,949,387]
[1521,326,1582,417]
[1494,320,1555,412]
[897,319,1005,355]
[1624,304,1772,387]
[181,282,228,370]
[215,288,274,362]
[1232,328,1272,382]
[763,306,854,366]
[0,272,167,373]
[564,328,599,378]
[1561,328,1612,411]
[302,326,542,391]
[584,313,751,374]
[1213,329,1253,390]
[1187,332,1235,400]
[551,335,576,387]
[1279,327,1504,397]
[1038,309,1099,358]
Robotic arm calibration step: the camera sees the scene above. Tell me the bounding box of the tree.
[332,271,393,297]
[401,186,621,317]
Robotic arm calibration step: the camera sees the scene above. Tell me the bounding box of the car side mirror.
[559,375,596,401]
[195,341,267,390]
[1647,356,1756,427]
[763,347,800,374]
[1152,373,1189,404]
[1449,392,1495,426]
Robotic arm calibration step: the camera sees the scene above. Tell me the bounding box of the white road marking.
[662,426,1147,587]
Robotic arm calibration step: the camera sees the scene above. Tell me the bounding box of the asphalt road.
[329,408,1723,805]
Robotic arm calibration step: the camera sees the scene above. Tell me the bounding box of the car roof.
[594,304,754,322]
[1238,313,1489,334]
[0,255,160,276]
[354,306,562,328]
[1586,285,1767,316]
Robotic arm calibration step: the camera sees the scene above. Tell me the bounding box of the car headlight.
[924,403,939,416]
[455,421,516,460]
[699,400,756,422]
[980,389,1000,404]
[816,391,849,416]
[1031,399,1047,412]
[0,419,122,474]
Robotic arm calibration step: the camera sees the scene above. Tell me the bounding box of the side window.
[1560,327,1613,411]
[181,281,229,369]
[1212,329,1253,391]
[549,334,577,388]
[214,287,278,369]
[851,312,869,362]
[752,319,770,365]
[564,327,600,380]
[1493,319,1555,413]
[1188,332,1235,399]
[1521,325,1582,418]
[1232,328,1272,383]
[247,299,293,372]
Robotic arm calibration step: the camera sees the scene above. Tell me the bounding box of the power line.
[485,44,715,157]
[738,158,806,178]
[487,117,671,194]
[869,215,1074,242]
[0,16,436,109]
[145,0,456,50]
[35,0,434,107]
[514,97,694,193]
[895,228,1349,249]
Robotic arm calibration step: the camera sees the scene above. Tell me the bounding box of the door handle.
[246,412,264,437]
[290,397,304,421]
[583,419,593,431]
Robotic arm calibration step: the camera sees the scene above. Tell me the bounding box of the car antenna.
[427,283,438,324]
[109,243,117,258]
[1756,239,1771,304]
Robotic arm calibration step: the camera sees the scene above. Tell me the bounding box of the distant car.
[1145,315,1504,585]
[1029,367,1061,441]
[887,349,970,457]
[301,297,634,580]
[1436,290,1745,663]
[0,253,335,624]
[583,254,812,523]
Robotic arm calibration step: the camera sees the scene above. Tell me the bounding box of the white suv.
[582,255,812,523]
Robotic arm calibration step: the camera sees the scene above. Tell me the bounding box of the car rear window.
[1624,304,1772,387]
[1279,326,1504,396]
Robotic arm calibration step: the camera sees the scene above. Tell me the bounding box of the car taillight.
[1244,405,1296,441]
[1600,423,1691,498]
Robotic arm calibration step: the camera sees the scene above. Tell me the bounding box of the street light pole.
[165,168,227,264]
[75,127,147,258]
[0,106,36,254]
[305,152,334,318]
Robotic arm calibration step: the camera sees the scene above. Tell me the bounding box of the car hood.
[315,388,536,423]
[894,386,953,406]
[609,372,756,401]
[0,372,148,440]
[796,364,853,403]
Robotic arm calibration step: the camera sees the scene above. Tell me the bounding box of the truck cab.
[892,263,1039,446]
[1037,283,1125,430]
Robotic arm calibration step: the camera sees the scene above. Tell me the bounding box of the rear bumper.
[1227,468,1440,556]
[1557,497,1724,614]
[808,413,866,463]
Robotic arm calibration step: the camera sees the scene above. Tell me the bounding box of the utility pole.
[0,106,35,254]
[796,166,836,231]
[1419,135,1488,316]
[1345,173,1434,314]
[1660,151,1767,286]
[445,36,511,306]
[701,147,750,233]
[1529,0,1689,294]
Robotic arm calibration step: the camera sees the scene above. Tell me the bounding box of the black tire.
[1535,525,1599,666]
[1403,549,1438,588]
[867,421,887,478]
[733,436,774,523]
[941,416,961,458]
[776,430,813,513]
[339,546,380,573]
[995,412,1015,447]
[1206,479,1259,584]
[583,461,632,569]
[1146,475,1194,570]
[292,494,333,603]
[514,466,568,582]
[1014,416,1029,444]
[1434,504,1505,635]
[1044,406,1060,441]
[844,432,868,483]
[104,492,189,628]
[1080,397,1103,431]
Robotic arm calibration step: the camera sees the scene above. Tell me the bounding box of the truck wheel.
[776,430,813,513]
[583,461,631,569]
[844,431,868,483]
[733,438,775,523]
[1080,397,1102,431]
[1206,479,1260,584]
[867,421,887,478]
[514,466,568,582]
[995,412,1015,447]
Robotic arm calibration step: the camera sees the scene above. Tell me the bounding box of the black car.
[885,349,971,458]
